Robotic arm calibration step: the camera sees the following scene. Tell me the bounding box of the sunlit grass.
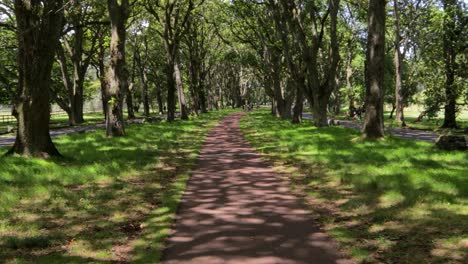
[384,110,468,132]
[331,109,468,133]
[241,110,468,263]
[1,111,155,135]
[0,110,233,263]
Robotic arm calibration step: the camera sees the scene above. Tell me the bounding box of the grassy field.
[384,110,468,132]
[334,109,468,133]
[0,112,106,136]
[0,110,232,263]
[0,111,157,135]
[241,110,468,263]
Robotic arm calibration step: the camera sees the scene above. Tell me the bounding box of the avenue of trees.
[0,0,466,157]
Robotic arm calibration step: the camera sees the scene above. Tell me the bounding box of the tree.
[441,0,461,128]
[7,0,64,157]
[184,12,210,115]
[93,24,111,118]
[363,0,386,139]
[134,34,151,117]
[105,0,131,137]
[53,2,103,126]
[227,0,294,119]
[145,0,200,121]
[0,2,16,108]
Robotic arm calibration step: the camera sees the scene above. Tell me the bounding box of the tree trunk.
[126,83,135,119]
[415,110,427,122]
[295,0,339,127]
[97,35,108,119]
[100,78,108,118]
[70,30,85,125]
[389,103,396,119]
[142,71,150,117]
[199,89,207,113]
[363,0,386,139]
[219,84,224,110]
[312,94,330,127]
[292,85,303,124]
[135,50,150,117]
[155,82,164,114]
[105,0,129,137]
[126,54,136,119]
[441,0,458,129]
[166,61,176,122]
[328,0,341,116]
[8,0,64,157]
[56,44,77,126]
[272,60,291,119]
[174,57,189,120]
[346,42,355,114]
[334,73,342,115]
[136,54,150,117]
[393,0,406,127]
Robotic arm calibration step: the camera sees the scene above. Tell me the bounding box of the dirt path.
[162,113,351,264]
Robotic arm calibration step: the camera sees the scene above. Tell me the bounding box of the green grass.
[0,121,15,134]
[384,110,468,133]
[241,110,468,264]
[1,111,156,135]
[0,110,233,263]
[1,112,106,136]
[49,112,106,128]
[335,109,468,133]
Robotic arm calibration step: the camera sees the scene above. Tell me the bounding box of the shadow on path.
[162,113,351,264]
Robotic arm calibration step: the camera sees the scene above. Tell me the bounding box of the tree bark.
[8,0,64,157]
[363,0,386,139]
[105,0,129,137]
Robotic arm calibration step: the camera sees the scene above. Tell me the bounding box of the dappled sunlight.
[162,113,351,264]
[0,110,232,263]
[241,110,468,263]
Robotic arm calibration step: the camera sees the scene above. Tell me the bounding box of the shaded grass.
[0,110,233,263]
[240,110,468,264]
